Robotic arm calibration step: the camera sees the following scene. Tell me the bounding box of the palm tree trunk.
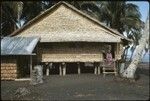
[129,48,135,62]
[122,15,149,79]
[119,45,129,74]
[124,47,129,61]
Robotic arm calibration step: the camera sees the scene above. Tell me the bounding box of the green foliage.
[1,1,23,36]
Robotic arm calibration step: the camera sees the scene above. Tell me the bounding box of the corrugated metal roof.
[1,37,40,55]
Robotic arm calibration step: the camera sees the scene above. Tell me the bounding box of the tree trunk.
[122,15,149,79]
[129,48,135,62]
[119,45,130,74]
[124,47,129,61]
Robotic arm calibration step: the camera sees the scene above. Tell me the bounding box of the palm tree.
[76,1,143,61]
[122,15,149,79]
[67,1,102,22]
[1,1,23,36]
[1,1,57,37]
[20,1,43,25]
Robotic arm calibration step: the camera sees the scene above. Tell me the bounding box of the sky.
[127,1,149,22]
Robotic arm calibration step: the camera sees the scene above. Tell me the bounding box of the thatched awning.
[10,1,130,43]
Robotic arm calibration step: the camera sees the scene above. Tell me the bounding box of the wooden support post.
[116,43,119,58]
[97,63,101,75]
[46,62,49,76]
[94,63,97,75]
[50,63,53,69]
[77,62,81,74]
[59,64,62,76]
[114,62,118,76]
[49,62,53,75]
[103,67,106,77]
[30,55,32,80]
[116,43,119,76]
[62,62,66,76]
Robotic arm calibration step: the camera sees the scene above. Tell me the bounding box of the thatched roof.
[10,1,130,43]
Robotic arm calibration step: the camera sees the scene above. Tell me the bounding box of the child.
[106,49,113,65]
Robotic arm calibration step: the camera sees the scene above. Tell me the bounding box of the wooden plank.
[15,78,31,81]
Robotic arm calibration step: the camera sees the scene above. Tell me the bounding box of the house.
[1,1,130,80]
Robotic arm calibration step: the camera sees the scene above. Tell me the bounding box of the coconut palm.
[68,1,101,22]
[1,1,57,37]
[20,1,43,24]
[122,15,149,78]
[1,1,23,36]
[76,1,143,61]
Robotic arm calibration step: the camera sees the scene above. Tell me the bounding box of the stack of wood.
[1,60,18,80]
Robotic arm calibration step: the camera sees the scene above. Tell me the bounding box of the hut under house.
[3,1,130,79]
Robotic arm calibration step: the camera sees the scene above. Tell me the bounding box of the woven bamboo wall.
[38,43,112,62]
[1,57,18,80]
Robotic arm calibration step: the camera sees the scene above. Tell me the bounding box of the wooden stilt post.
[30,55,32,80]
[98,63,101,75]
[103,67,106,77]
[46,62,49,76]
[49,62,53,75]
[62,62,66,76]
[94,63,97,74]
[116,43,119,76]
[64,64,66,75]
[77,62,81,74]
[59,63,62,76]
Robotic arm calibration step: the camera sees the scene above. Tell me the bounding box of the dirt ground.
[1,62,149,100]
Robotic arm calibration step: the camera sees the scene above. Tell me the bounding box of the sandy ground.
[1,63,149,100]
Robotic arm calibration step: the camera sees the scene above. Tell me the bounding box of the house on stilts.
[1,1,130,80]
